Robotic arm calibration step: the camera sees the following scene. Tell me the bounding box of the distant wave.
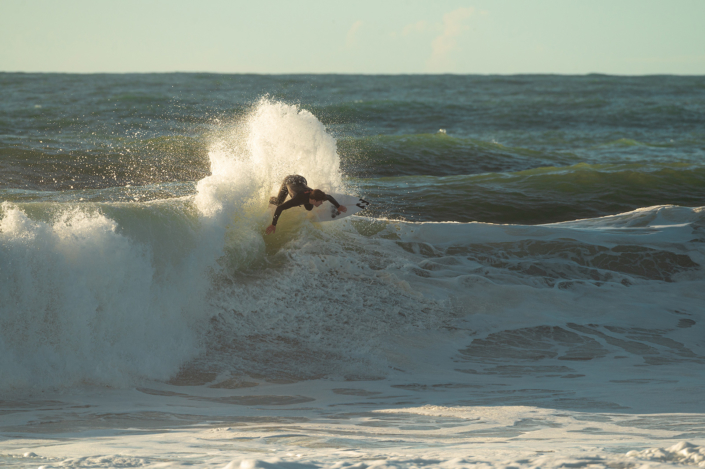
[0,135,209,191]
[339,133,575,178]
[356,163,705,224]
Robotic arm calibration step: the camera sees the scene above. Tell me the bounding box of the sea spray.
[247,99,343,195]
[0,99,355,391]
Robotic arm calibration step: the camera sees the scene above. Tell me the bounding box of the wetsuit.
[270,175,340,226]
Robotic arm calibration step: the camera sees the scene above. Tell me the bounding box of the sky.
[1,0,704,75]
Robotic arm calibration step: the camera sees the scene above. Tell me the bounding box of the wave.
[0,98,346,391]
[168,203,705,384]
[339,133,575,178]
[0,135,209,191]
[2,98,704,394]
[357,162,705,224]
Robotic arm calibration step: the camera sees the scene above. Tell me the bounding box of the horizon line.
[2,71,704,77]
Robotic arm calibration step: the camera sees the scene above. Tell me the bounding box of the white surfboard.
[309,193,371,222]
[268,193,371,224]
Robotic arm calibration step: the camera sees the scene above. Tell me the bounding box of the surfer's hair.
[310,189,326,201]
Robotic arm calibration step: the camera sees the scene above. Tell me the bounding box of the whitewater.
[2,75,705,469]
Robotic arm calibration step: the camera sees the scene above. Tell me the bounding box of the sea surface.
[1,73,705,468]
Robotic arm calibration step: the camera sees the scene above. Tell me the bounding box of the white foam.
[0,203,208,390]
[628,442,705,466]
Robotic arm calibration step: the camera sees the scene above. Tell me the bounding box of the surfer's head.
[309,189,326,207]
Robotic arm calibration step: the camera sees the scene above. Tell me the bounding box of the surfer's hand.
[265,225,276,235]
[338,205,348,213]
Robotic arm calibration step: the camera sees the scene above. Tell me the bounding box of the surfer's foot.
[269,197,279,206]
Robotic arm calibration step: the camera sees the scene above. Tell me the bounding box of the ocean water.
[1,73,705,468]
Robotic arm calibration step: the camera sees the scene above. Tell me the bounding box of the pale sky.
[1,0,704,75]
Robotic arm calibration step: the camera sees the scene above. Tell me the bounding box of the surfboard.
[268,193,370,224]
[309,193,371,222]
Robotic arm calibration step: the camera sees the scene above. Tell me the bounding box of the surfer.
[265,175,347,235]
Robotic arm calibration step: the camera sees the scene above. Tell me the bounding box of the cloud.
[346,20,363,49]
[401,20,428,37]
[428,7,474,72]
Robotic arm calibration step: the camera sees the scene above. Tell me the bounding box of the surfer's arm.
[271,199,298,226]
[271,183,289,206]
[324,195,347,212]
[325,195,340,208]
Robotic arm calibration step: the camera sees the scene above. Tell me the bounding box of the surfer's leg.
[284,175,310,200]
[284,175,307,186]
[270,182,289,206]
